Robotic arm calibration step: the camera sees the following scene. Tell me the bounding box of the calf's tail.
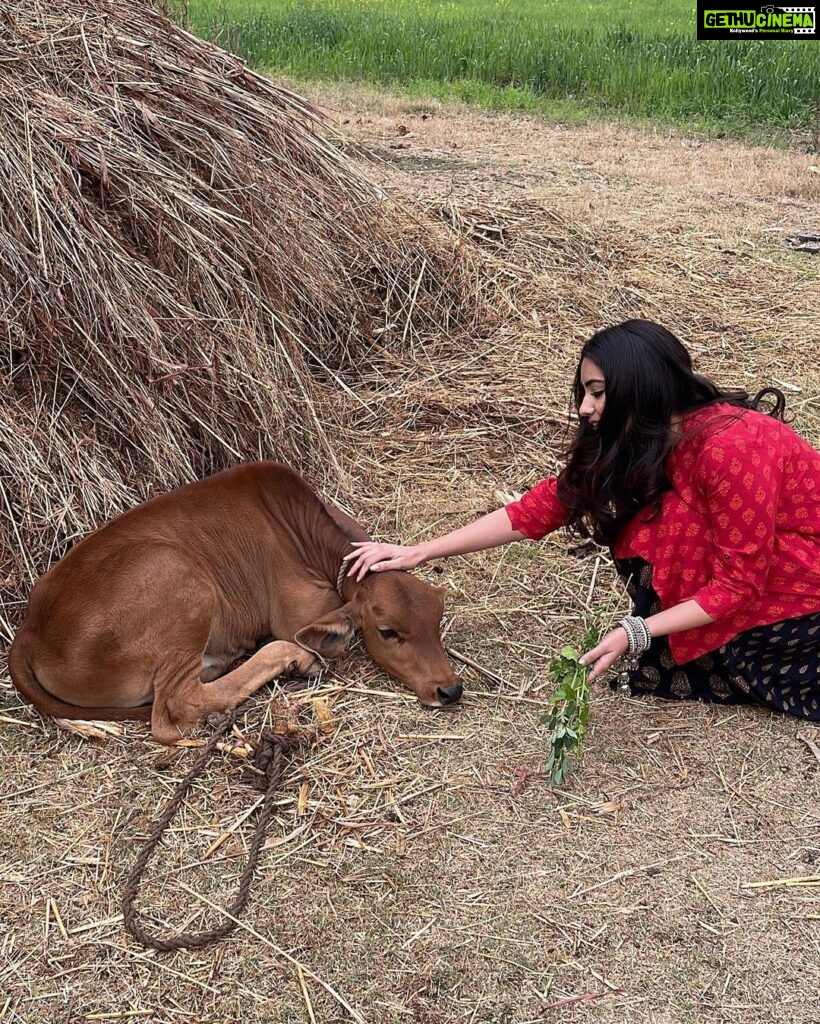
[7,635,152,723]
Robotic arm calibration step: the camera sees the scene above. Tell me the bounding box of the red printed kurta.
[505,405,820,664]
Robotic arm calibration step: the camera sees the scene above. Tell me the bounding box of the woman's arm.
[344,476,570,581]
[343,508,525,581]
[580,599,716,681]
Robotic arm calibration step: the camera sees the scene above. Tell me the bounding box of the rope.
[122,710,295,951]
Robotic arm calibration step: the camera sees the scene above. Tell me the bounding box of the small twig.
[584,555,601,608]
[741,874,820,890]
[48,898,68,940]
[569,853,693,899]
[688,874,723,915]
[296,965,317,1024]
[203,796,265,857]
[0,715,38,728]
[545,991,616,1010]
[401,257,427,347]
[447,647,504,685]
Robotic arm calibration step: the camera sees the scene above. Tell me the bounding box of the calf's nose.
[436,681,463,706]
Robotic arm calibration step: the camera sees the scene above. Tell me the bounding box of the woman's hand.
[579,627,628,682]
[342,541,425,582]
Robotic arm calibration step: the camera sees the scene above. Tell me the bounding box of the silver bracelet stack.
[618,615,652,656]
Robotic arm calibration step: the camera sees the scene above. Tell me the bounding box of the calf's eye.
[378,628,400,641]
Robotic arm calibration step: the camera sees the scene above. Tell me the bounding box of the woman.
[344,320,820,720]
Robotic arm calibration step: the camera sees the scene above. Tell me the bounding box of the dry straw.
[0,0,485,640]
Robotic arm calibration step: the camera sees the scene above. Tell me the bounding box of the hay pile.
[0,0,480,639]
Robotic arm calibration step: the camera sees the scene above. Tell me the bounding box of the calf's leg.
[151,641,318,744]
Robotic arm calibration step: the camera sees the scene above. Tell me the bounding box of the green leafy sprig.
[541,625,602,786]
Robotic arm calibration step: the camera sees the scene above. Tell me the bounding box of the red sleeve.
[688,419,784,619]
[505,477,570,540]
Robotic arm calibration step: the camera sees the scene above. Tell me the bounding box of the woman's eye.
[378,628,400,641]
[592,391,605,399]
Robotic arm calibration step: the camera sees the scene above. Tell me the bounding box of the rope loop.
[122,711,293,951]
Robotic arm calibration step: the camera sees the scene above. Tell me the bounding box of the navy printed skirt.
[615,557,820,721]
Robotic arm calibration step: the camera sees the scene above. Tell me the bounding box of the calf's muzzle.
[436,682,464,706]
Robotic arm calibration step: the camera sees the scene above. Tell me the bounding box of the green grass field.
[187,0,820,140]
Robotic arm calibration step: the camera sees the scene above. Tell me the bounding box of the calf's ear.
[295,605,357,660]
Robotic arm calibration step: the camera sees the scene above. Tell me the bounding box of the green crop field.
[187,0,820,140]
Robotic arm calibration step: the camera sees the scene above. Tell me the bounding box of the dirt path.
[314,82,819,242]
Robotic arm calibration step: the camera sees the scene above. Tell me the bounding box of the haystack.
[0,0,480,639]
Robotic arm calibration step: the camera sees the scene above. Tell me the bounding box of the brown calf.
[9,463,462,743]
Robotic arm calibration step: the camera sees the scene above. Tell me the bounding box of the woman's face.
[578,357,606,425]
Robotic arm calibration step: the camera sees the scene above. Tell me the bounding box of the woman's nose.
[579,395,594,417]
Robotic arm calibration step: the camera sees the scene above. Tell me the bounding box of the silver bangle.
[619,615,652,656]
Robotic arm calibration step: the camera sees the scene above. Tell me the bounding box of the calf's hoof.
[287,649,322,678]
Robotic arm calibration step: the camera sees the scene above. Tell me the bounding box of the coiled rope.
[122,710,295,951]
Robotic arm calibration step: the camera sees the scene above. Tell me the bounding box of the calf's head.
[295,571,462,708]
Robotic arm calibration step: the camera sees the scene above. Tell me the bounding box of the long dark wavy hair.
[557,320,786,544]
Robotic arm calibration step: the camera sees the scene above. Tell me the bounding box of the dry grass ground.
[2,85,820,1024]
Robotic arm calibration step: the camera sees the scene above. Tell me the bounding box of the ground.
[1,87,819,1024]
